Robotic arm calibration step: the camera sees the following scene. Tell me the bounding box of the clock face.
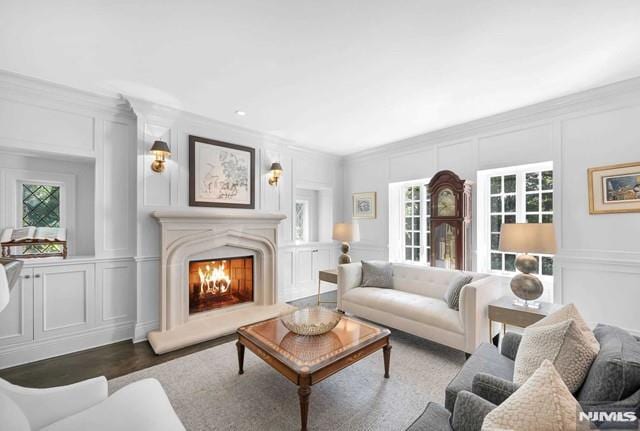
[437,188,456,216]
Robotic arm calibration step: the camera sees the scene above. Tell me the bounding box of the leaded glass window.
[295,200,308,242]
[21,183,62,255]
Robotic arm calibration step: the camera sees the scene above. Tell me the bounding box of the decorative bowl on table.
[281,306,342,336]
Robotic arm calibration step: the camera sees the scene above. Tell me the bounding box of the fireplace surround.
[148,208,295,354]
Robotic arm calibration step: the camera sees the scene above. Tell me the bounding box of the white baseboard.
[0,321,135,369]
[134,320,159,343]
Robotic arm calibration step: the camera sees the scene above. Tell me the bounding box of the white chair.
[0,376,185,431]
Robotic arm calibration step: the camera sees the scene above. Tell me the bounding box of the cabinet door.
[0,268,34,347]
[34,264,95,340]
[295,249,314,287]
[95,261,135,327]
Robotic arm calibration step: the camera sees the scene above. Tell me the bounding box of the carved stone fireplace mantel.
[148,208,295,354]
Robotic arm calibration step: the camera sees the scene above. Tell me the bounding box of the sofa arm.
[500,332,522,361]
[472,373,519,406]
[459,275,510,353]
[0,376,108,430]
[451,390,496,431]
[337,262,362,309]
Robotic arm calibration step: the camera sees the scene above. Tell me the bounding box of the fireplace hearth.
[189,256,253,314]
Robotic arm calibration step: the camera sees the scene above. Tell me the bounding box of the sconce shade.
[150,140,171,155]
[332,223,360,242]
[269,162,283,173]
[499,223,557,254]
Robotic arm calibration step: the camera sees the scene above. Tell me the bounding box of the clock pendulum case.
[427,170,472,271]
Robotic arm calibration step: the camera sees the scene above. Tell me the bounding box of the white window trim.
[389,178,430,265]
[2,169,76,255]
[477,161,554,299]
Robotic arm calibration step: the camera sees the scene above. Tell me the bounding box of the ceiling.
[1,1,640,155]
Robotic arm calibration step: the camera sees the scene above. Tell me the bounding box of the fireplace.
[188,256,254,314]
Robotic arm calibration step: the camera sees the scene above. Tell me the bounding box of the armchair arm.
[0,376,108,429]
[472,373,519,406]
[459,275,510,353]
[500,332,522,361]
[451,390,496,431]
[337,262,362,309]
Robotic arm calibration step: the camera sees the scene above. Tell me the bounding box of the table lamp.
[498,223,556,308]
[332,223,360,265]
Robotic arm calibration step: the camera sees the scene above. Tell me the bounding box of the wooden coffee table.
[236,314,391,431]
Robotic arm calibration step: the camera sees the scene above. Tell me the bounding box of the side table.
[317,269,338,306]
[488,295,562,344]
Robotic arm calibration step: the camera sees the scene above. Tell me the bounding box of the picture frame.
[189,135,255,209]
[352,192,377,219]
[588,161,640,214]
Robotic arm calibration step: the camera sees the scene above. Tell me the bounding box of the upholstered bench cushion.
[445,343,515,413]
[578,324,640,404]
[341,287,463,334]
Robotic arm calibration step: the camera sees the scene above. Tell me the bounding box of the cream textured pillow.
[530,303,599,354]
[514,319,597,393]
[482,360,592,431]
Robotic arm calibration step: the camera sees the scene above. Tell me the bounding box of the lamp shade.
[332,223,360,242]
[150,140,171,154]
[499,223,557,254]
[269,162,283,173]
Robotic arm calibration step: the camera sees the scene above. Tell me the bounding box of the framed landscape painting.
[189,135,255,209]
[352,192,376,219]
[588,161,640,214]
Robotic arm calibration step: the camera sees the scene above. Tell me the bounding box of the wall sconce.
[268,162,283,186]
[150,140,171,173]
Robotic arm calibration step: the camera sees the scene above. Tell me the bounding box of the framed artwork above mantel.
[189,135,255,209]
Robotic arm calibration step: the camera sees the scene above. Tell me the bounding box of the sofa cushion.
[578,324,640,404]
[482,360,592,431]
[443,273,474,311]
[0,391,30,431]
[445,342,515,413]
[530,303,599,354]
[360,260,393,288]
[514,319,597,393]
[341,287,463,334]
[406,402,453,431]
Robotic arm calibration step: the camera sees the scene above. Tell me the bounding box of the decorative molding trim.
[133,320,159,343]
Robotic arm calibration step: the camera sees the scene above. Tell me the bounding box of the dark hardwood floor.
[0,291,337,388]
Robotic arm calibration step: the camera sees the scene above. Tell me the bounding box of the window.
[482,162,554,276]
[295,200,309,242]
[395,181,431,264]
[20,182,63,255]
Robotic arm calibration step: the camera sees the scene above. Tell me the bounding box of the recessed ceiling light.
[235,110,246,116]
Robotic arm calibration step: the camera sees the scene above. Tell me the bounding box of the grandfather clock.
[428,170,472,271]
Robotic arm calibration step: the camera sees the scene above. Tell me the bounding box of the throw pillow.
[578,324,640,404]
[482,360,592,431]
[360,261,393,288]
[443,273,474,311]
[514,319,598,393]
[530,303,599,354]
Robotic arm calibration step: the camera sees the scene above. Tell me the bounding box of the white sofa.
[0,376,184,431]
[338,262,508,354]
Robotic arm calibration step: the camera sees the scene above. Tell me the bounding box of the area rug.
[109,331,464,431]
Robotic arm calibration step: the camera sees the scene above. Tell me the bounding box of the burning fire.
[198,261,231,296]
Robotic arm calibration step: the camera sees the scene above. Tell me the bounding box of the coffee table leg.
[298,385,311,431]
[236,341,245,375]
[383,344,392,378]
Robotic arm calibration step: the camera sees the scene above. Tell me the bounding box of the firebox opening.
[189,256,254,314]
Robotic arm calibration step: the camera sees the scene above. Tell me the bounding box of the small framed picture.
[588,162,640,214]
[352,192,377,219]
[189,135,255,209]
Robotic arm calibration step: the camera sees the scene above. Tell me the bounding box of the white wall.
[343,78,640,335]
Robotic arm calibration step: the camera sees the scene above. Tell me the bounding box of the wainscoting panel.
[96,261,135,325]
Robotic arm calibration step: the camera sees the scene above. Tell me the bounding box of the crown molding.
[0,69,135,119]
[344,75,640,164]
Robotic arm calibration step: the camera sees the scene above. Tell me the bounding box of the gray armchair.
[408,326,640,431]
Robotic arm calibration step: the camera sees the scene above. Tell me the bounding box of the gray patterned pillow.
[360,261,393,288]
[444,273,474,310]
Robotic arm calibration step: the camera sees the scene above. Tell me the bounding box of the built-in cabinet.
[0,259,135,368]
[280,243,338,302]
